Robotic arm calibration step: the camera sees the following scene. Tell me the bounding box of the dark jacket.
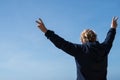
[45,28,116,80]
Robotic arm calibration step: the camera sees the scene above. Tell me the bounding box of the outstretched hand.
[111,16,118,29]
[36,18,47,33]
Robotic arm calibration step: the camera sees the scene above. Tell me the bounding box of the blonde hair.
[80,29,97,43]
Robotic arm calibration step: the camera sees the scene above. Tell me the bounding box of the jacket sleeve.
[102,28,116,53]
[45,30,82,57]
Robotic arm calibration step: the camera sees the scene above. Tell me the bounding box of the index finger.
[115,17,118,21]
[36,20,40,24]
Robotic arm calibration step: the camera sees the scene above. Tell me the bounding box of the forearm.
[45,30,71,49]
[104,28,116,44]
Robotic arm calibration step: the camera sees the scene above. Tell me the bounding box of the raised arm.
[36,18,82,57]
[102,17,118,52]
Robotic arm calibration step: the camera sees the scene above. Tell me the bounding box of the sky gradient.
[0,0,120,80]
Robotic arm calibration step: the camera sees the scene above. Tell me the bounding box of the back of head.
[80,29,97,43]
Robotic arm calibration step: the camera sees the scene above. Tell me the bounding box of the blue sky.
[0,0,120,80]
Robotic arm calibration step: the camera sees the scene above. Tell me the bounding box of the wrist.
[111,24,117,29]
[43,29,48,33]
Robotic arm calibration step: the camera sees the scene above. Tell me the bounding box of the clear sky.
[0,0,120,80]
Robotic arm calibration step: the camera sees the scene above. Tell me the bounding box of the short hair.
[80,29,97,43]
